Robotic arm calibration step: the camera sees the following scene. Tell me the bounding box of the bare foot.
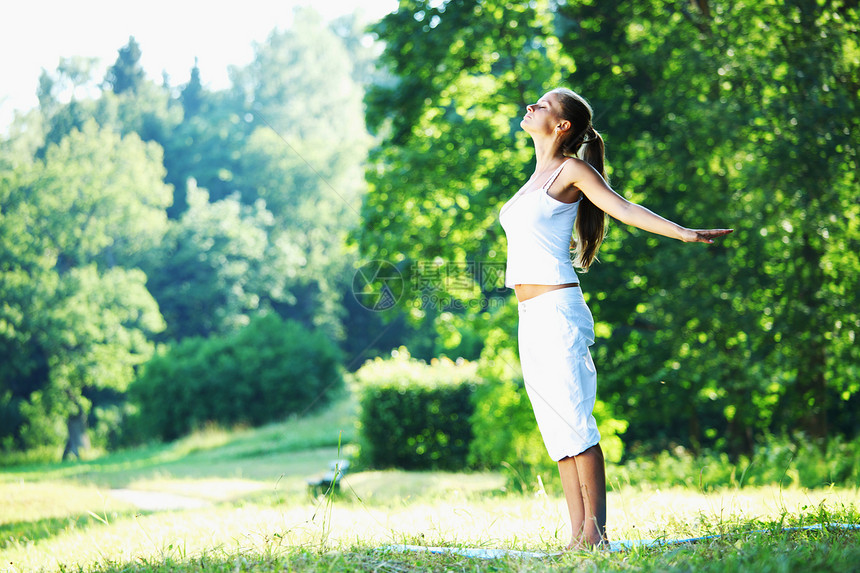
[566,537,610,551]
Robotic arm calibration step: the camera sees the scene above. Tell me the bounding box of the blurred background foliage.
[353,348,477,470]
[356,0,859,459]
[0,1,857,471]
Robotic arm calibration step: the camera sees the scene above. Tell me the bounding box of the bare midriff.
[514,282,580,303]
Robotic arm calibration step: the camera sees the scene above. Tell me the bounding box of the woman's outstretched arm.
[561,158,733,243]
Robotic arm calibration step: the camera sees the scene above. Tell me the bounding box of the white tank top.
[499,159,581,289]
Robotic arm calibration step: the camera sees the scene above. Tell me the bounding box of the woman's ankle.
[567,533,608,550]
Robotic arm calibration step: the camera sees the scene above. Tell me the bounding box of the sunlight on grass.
[608,484,859,541]
[0,395,357,487]
[0,481,137,526]
[342,470,505,503]
[120,477,268,502]
[2,474,857,572]
[2,397,858,572]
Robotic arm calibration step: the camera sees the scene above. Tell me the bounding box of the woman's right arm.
[565,159,732,243]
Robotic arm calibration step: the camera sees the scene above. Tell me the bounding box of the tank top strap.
[540,158,571,191]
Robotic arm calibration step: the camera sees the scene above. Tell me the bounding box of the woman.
[499,88,732,549]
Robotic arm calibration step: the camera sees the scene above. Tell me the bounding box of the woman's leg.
[558,455,585,548]
[575,444,607,545]
[558,444,607,548]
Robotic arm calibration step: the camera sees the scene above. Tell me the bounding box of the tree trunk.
[62,410,90,460]
[799,342,829,442]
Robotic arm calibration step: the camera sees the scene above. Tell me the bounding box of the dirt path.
[109,489,212,511]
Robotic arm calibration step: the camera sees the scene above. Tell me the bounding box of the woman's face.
[520,92,561,135]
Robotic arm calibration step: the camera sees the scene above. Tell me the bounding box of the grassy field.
[2,398,858,572]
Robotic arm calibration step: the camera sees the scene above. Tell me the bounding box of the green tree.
[146,11,372,341]
[709,0,859,444]
[37,57,106,156]
[104,36,146,95]
[356,0,571,357]
[0,122,169,457]
[547,0,743,452]
[139,183,291,340]
[553,0,859,451]
[231,8,368,220]
[160,86,249,217]
[35,56,100,120]
[181,58,204,118]
[130,314,343,441]
[357,0,859,454]
[228,8,371,339]
[37,52,181,170]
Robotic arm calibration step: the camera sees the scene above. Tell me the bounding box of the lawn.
[2,398,858,572]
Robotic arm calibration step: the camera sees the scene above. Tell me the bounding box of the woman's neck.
[532,137,565,170]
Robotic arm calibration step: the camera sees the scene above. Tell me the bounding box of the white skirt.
[517,286,601,461]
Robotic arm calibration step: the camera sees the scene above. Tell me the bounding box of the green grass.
[2,397,858,572]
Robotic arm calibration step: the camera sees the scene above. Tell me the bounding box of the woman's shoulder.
[556,156,589,181]
[560,156,590,171]
[559,156,602,182]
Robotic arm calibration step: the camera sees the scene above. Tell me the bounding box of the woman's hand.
[682,228,734,244]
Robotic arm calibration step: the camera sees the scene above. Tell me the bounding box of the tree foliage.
[139,184,276,340]
[3,1,854,461]
[130,314,342,441]
[0,122,168,455]
[353,349,477,470]
[0,8,380,456]
[104,36,146,95]
[552,0,860,451]
[156,8,370,339]
[359,0,859,454]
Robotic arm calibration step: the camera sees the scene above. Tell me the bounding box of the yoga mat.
[383,523,860,559]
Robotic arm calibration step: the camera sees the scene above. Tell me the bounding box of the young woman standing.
[499,88,732,549]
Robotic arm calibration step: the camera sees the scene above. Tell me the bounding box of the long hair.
[550,88,607,272]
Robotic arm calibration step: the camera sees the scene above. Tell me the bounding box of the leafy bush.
[353,348,478,470]
[353,344,629,484]
[615,433,860,490]
[467,346,550,485]
[89,403,135,450]
[129,314,342,440]
[16,391,66,452]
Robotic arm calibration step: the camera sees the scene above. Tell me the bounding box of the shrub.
[129,314,342,440]
[468,362,551,486]
[616,433,860,490]
[353,348,478,470]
